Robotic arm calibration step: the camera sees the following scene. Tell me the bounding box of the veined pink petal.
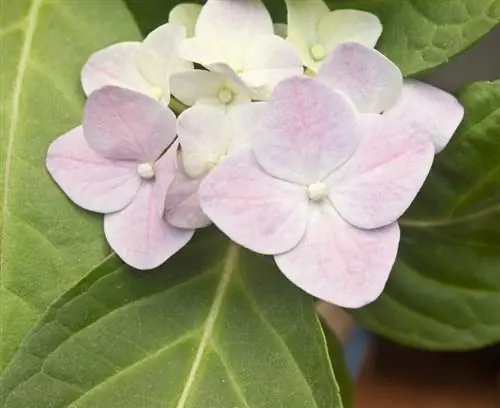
[165,167,211,229]
[275,204,400,308]
[384,79,465,152]
[104,144,193,270]
[46,126,140,213]
[199,149,308,255]
[81,42,151,97]
[328,115,434,229]
[316,43,402,114]
[252,76,360,184]
[83,86,176,162]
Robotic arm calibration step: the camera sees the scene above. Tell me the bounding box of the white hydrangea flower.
[177,0,303,101]
[165,102,266,229]
[285,0,382,72]
[168,3,202,38]
[81,23,192,105]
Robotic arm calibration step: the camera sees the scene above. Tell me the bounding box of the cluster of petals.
[46,0,465,307]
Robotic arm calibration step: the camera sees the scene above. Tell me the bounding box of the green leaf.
[330,0,500,76]
[354,80,500,350]
[1,231,345,408]
[0,0,141,371]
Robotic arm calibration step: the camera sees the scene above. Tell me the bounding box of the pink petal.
[81,42,151,97]
[104,145,194,270]
[83,86,176,162]
[165,168,211,229]
[275,204,400,308]
[328,115,434,229]
[384,79,465,152]
[46,126,140,213]
[316,43,402,114]
[252,76,360,184]
[199,149,308,255]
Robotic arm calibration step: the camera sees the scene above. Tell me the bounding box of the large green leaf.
[1,230,346,408]
[0,0,141,371]
[331,0,499,76]
[355,80,500,350]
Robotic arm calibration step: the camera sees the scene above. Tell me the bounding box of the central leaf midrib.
[175,243,240,408]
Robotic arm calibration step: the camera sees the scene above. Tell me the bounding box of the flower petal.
[168,3,202,38]
[274,23,288,38]
[170,69,251,109]
[46,126,140,213]
[81,42,151,97]
[252,76,360,184]
[384,79,465,152]
[328,115,434,229]
[199,149,308,255]
[318,10,382,55]
[104,145,194,270]
[137,23,192,95]
[84,86,176,162]
[165,168,211,229]
[316,43,402,114]
[285,0,330,68]
[227,102,268,152]
[177,105,233,178]
[197,0,273,54]
[275,204,400,308]
[240,35,303,100]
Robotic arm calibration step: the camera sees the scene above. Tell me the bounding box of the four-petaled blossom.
[177,0,303,101]
[46,86,194,270]
[82,23,192,105]
[285,0,382,72]
[316,43,465,152]
[165,103,265,228]
[199,77,435,308]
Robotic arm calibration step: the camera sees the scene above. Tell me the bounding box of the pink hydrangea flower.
[316,42,465,152]
[198,77,435,308]
[46,86,194,270]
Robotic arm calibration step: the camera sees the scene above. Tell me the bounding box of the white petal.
[328,115,434,229]
[227,102,268,152]
[137,23,193,98]
[275,204,400,308]
[252,76,360,185]
[168,3,202,37]
[195,0,273,60]
[316,43,403,114]
[170,69,251,109]
[318,10,382,56]
[240,35,303,100]
[81,42,151,97]
[285,0,330,69]
[177,105,233,178]
[199,149,308,255]
[384,79,465,152]
[165,168,211,229]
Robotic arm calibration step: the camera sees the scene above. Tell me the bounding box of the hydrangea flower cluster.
[46,0,464,308]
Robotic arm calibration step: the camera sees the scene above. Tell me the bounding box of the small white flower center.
[310,43,326,61]
[307,182,328,202]
[137,162,155,180]
[150,86,164,101]
[217,87,234,104]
